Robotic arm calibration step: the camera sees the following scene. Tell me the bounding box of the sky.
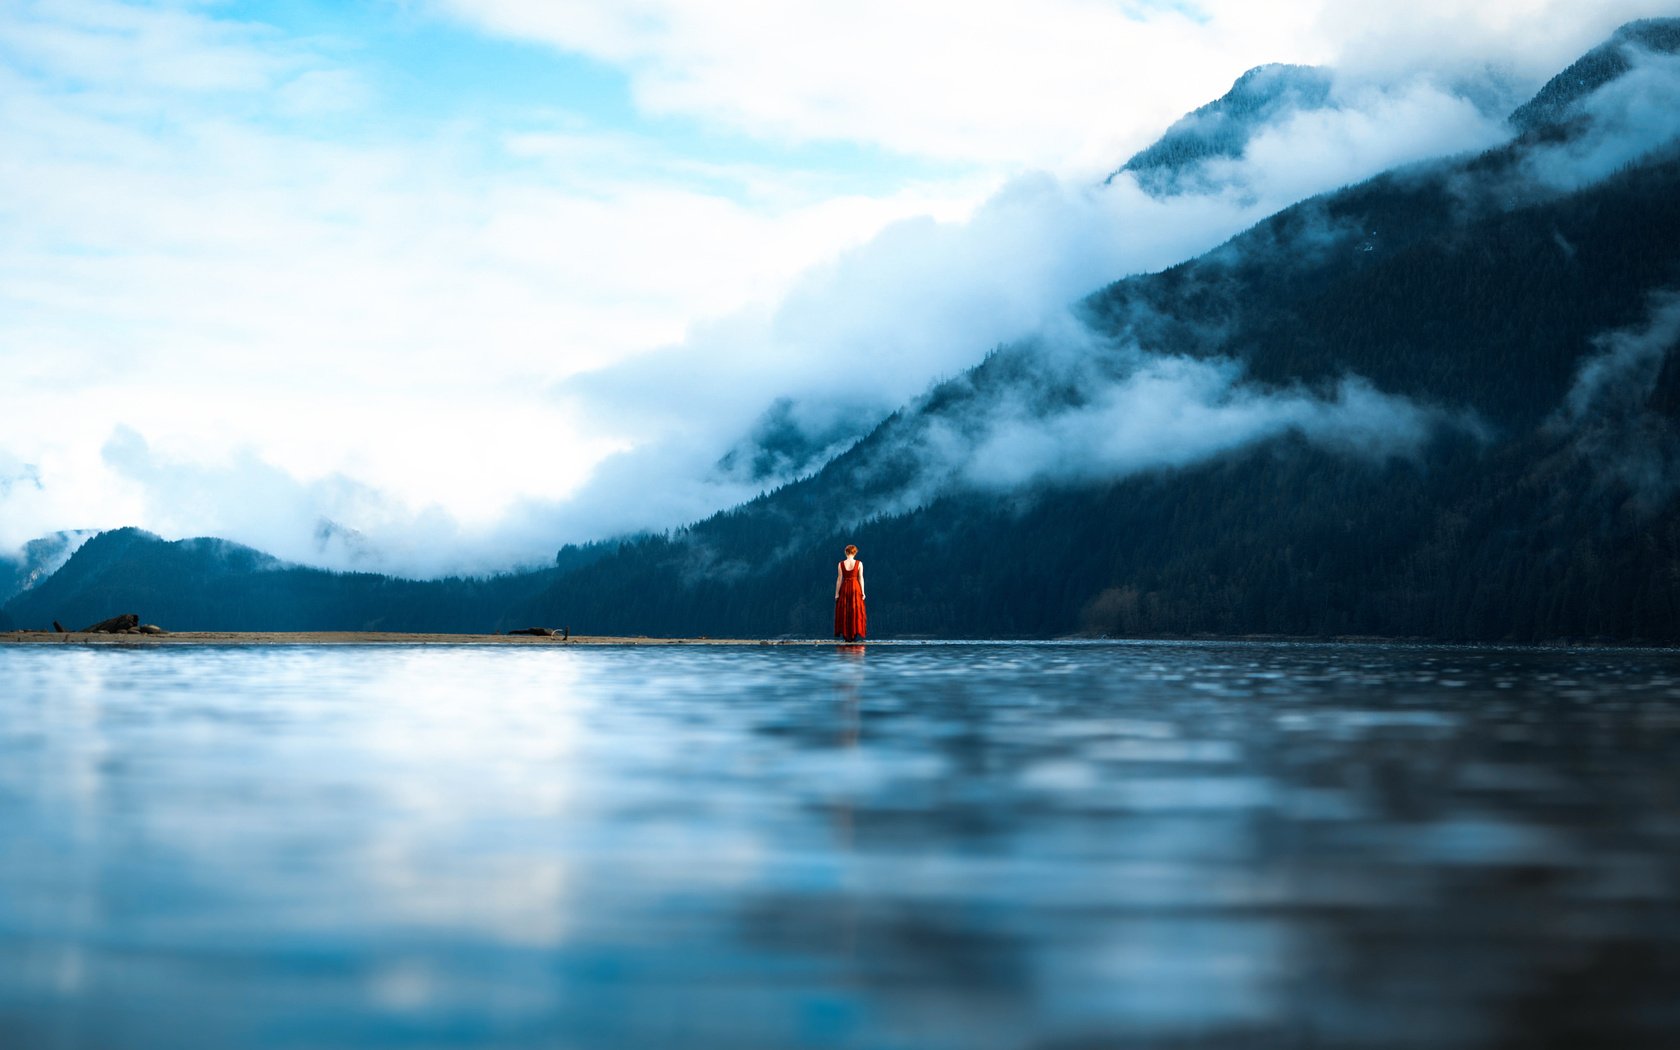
[0,0,1670,577]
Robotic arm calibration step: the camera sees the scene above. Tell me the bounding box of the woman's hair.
[844,544,858,556]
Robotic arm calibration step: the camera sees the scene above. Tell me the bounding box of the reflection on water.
[2,642,1680,1048]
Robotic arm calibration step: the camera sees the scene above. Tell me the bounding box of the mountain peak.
[1106,63,1335,196]
[1509,17,1680,132]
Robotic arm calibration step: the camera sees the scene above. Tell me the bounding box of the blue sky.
[0,0,1663,575]
[212,0,970,196]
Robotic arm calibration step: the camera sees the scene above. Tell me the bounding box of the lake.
[2,641,1678,1048]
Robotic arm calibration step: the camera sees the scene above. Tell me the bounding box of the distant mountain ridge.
[10,20,1680,641]
[4,528,553,633]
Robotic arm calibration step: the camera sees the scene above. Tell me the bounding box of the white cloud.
[430,0,1663,173]
[1317,0,1665,83]
[948,359,1456,493]
[1520,48,1680,192]
[0,0,980,572]
[1541,291,1680,512]
[0,0,299,94]
[1561,292,1680,424]
[433,0,1320,172]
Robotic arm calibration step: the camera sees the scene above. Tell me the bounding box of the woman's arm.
[835,562,842,600]
[858,563,865,601]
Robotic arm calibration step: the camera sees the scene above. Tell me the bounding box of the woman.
[834,544,867,643]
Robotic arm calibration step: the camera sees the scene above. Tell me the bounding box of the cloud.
[431,0,1662,172]
[94,425,600,577]
[1519,46,1680,193]
[827,315,1476,516]
[0,526,98,602]
[1550,290,1680,509]
[0,0,303,94]
[0,0,978,573]
[539,71,1511,541]
[954,366,1448,491]
[1561,292,1680,422]
[431,0,1299,170]
[1317,0,1667,85]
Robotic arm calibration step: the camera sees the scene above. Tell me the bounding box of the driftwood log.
[80,614,140,634]
[507,626,570,639]
[65,614,167,635]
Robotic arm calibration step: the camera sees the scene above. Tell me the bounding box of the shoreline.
[3,631,1674,650]
[0,631,816,647]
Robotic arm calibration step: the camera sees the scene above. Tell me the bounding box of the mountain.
[3,528,556,633]
[0,530,97,606]
[714,398,886,486]
[708,63,1358,492]
[13,21,1680,642]
[505,22,1680,641]
[1105,64,1336,196]
[1509,17,1680,132]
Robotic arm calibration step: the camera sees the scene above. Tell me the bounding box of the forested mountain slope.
[1510,17,1680,131]
[512,27,1680,641]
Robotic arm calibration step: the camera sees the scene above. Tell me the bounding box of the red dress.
[834,561,867,640]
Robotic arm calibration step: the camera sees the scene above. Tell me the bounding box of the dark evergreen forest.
[3,528,555,634]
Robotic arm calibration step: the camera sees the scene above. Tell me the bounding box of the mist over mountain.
[541,64,1512,549]
[10,20,1680,641]
[0,53,1508,582]
[0,529,95,607]
[1106,64,1336,196]
[506,22,1680,640]
[1510,17,1680,132]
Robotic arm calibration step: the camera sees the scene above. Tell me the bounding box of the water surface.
[3,641,1679,1048]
